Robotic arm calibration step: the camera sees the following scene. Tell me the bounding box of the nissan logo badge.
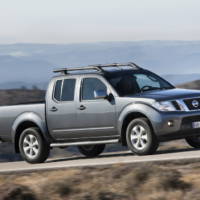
[192,100,199,108]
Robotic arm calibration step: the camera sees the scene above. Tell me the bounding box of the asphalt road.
[0,148,200,173]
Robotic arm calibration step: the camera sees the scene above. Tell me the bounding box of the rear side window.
[61,79,76,101]
[54,80,62,101]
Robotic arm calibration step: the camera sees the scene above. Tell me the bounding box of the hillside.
[0,89,45,106]
[178,80,200,90]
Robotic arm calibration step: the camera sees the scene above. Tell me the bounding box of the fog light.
[167,120,174,127]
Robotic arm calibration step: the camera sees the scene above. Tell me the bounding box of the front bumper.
[153,111,200,141]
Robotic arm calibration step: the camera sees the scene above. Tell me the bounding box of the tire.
[78,144,105,158]
[185,136,200,148]
[126,118,159,155]
[19,127,50,164]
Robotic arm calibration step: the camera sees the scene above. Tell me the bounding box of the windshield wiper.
[142,86,173,92]
[141,86,161,92]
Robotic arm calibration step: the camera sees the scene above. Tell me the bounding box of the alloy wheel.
[130,125,148,150]
[23,134,39,159]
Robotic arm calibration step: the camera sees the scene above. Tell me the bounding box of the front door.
[76,77,117,139]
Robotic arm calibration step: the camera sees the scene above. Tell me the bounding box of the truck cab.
[46,73,118,141]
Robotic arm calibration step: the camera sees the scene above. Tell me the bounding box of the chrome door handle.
[50,107,58,112]
[79,105,86,110]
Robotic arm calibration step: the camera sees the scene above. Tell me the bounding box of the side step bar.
[50,139,119,148]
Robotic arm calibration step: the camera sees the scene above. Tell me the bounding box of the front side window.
[82,78,107,100]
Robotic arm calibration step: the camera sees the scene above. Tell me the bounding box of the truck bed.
[0,103,45,142]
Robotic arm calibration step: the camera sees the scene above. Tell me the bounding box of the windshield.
[106,70,174,96]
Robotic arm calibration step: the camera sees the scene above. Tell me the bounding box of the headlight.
[152,101,176,111]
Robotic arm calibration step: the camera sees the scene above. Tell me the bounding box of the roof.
[53,62,142,76]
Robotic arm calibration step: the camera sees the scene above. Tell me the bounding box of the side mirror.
[94,90,107,99]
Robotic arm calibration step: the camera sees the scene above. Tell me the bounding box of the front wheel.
[185,136,200,148]
[126,118,159,155]
[78,144,105,158]
[19,127,50,164]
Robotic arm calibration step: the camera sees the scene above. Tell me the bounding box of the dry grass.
[1,160,200,200]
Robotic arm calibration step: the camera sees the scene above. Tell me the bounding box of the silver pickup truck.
[1,62,200,164]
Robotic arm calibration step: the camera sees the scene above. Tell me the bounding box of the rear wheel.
[78,144,105,158]
[19,127,50,164]
[126,118,159,155]
[185,136,200,148]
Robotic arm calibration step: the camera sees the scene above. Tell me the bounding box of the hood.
[129,88,200,101]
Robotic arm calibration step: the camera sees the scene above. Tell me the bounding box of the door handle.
[79,105,86,110]
[50,106,58,112]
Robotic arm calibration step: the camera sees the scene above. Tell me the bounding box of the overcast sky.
[0,0,200,44]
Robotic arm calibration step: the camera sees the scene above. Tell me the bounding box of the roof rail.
[53,66,103,75]
[53,62,141,75]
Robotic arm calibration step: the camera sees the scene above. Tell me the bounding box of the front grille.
[184,98,200,110]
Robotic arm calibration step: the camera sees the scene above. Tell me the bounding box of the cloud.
[8,51,29,57]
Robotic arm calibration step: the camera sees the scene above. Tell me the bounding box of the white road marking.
[0,149,200,173]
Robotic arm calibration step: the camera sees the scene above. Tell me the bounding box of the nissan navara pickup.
[1,62,200,163]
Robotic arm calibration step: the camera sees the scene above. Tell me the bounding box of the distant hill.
[0,41,200,88]
[177,80,200,90]
[163,74,200,85]
[0,81,48,90]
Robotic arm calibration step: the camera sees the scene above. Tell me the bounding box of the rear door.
[46,77,78,140]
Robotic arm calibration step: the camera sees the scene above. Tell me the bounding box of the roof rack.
[53,62,141,75]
